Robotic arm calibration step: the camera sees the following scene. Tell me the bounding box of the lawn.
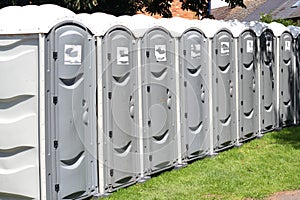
[100,126,300,200]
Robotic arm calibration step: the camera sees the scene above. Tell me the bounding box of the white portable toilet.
[0,5,98,200]
[197,19,237,153]
[122,15,180,176]
[269,22,295,127]
[288,25,300,125]
[78,13,145,194]
[162,17,211,162]
[248,21,277,133]
[228,20,259,143]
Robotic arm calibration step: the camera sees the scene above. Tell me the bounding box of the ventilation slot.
[189,121,203,134]
[0,146,33,158]
[115,176,133,184]
[0,192,34,200]
[244,109,254,119]
[63,191,86,199]
[60,151,84,166]
[151,68,167,78]
[113,72,130,84]
[153,129,169,144]
[218,63,230,73]
[60,73,83,86]
[0,95,34,109]
[243,62,253,70]
[187,65,201,74]
[114,141,132,154]
[220,115,231,126]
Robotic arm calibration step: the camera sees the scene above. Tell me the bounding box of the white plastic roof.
[244,21,269,36]
[77,12,117,36]
[288,25,300,38]
[118,14,156,38]
[0,4,76,34]
[267,22,289,37]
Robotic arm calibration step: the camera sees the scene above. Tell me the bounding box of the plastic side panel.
[260,30,276,131]
[46,24,97,200]
[142,28,176,174]
[279,33,294,126]
[239,31,258,141]
[213,31,236,150]
[180,30,209,160]
[0,35,40,200]
[102,29,138,190]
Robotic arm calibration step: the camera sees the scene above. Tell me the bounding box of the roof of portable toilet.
[156,17,193,37]
[267,22,289,37]
[244,21,270,36]
[118,14,156,38]
[0,4,76,34]
[226,19,251,37]
[77,12,117,36]
[196,19,236,38]
[288,25,300,38]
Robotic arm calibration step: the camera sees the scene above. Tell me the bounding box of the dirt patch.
[265,190,300,200]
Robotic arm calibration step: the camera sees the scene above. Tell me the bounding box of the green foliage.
[260,13,297,26]
[0,0,246,18]
[102,127,300,200]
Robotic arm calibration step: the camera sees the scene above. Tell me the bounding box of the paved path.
[266,190,300,200]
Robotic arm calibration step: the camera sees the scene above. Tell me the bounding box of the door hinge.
[215,49,218,55]
[54,140,58,149]
[109,131,112,138]
[110,169,114,177]
[107,53,111,61]
[146,51,150,58]
[53,96,58,105]
[53,52,58,60]
[55,184,59,192]
[183,50,186,56]
[185,113,188,119]
[108,92,112,100]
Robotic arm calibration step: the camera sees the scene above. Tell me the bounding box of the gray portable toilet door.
[46,24,97,200]
[213,30,235,150]
[296,35,300,123]
[142,28,176,173]
[102,28,138,190]
[279,32,294,126]
[260,30,276,131]
[239,30,258,141]
[180,30,209,160]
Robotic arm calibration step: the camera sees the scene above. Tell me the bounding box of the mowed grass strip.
[101,126,300,200]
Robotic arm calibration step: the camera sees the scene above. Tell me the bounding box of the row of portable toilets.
[1,4,300,200]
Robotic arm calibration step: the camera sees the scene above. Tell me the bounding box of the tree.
[0,0,246,18]
[181,0,246,18]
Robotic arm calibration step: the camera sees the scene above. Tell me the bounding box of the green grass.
[101,127,300,200]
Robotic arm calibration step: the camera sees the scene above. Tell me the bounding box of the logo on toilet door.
[155,45,167,62]
[64,44,82,65]
[117,47,129,65]
[220,42,230,55]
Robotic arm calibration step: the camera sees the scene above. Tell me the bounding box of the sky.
[211,0,228,9]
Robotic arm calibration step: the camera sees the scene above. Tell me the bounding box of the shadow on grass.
[271,126,300,149]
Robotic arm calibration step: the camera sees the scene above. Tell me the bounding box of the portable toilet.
[198,19,237,152]
[0,5,98,200]
[269,22,295,127]
[129,16,178,175]
[289,25,300,125]
[230,20,259,143]
[79,13,144,194]
[162,17,211,161]
[249,21,277,133]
